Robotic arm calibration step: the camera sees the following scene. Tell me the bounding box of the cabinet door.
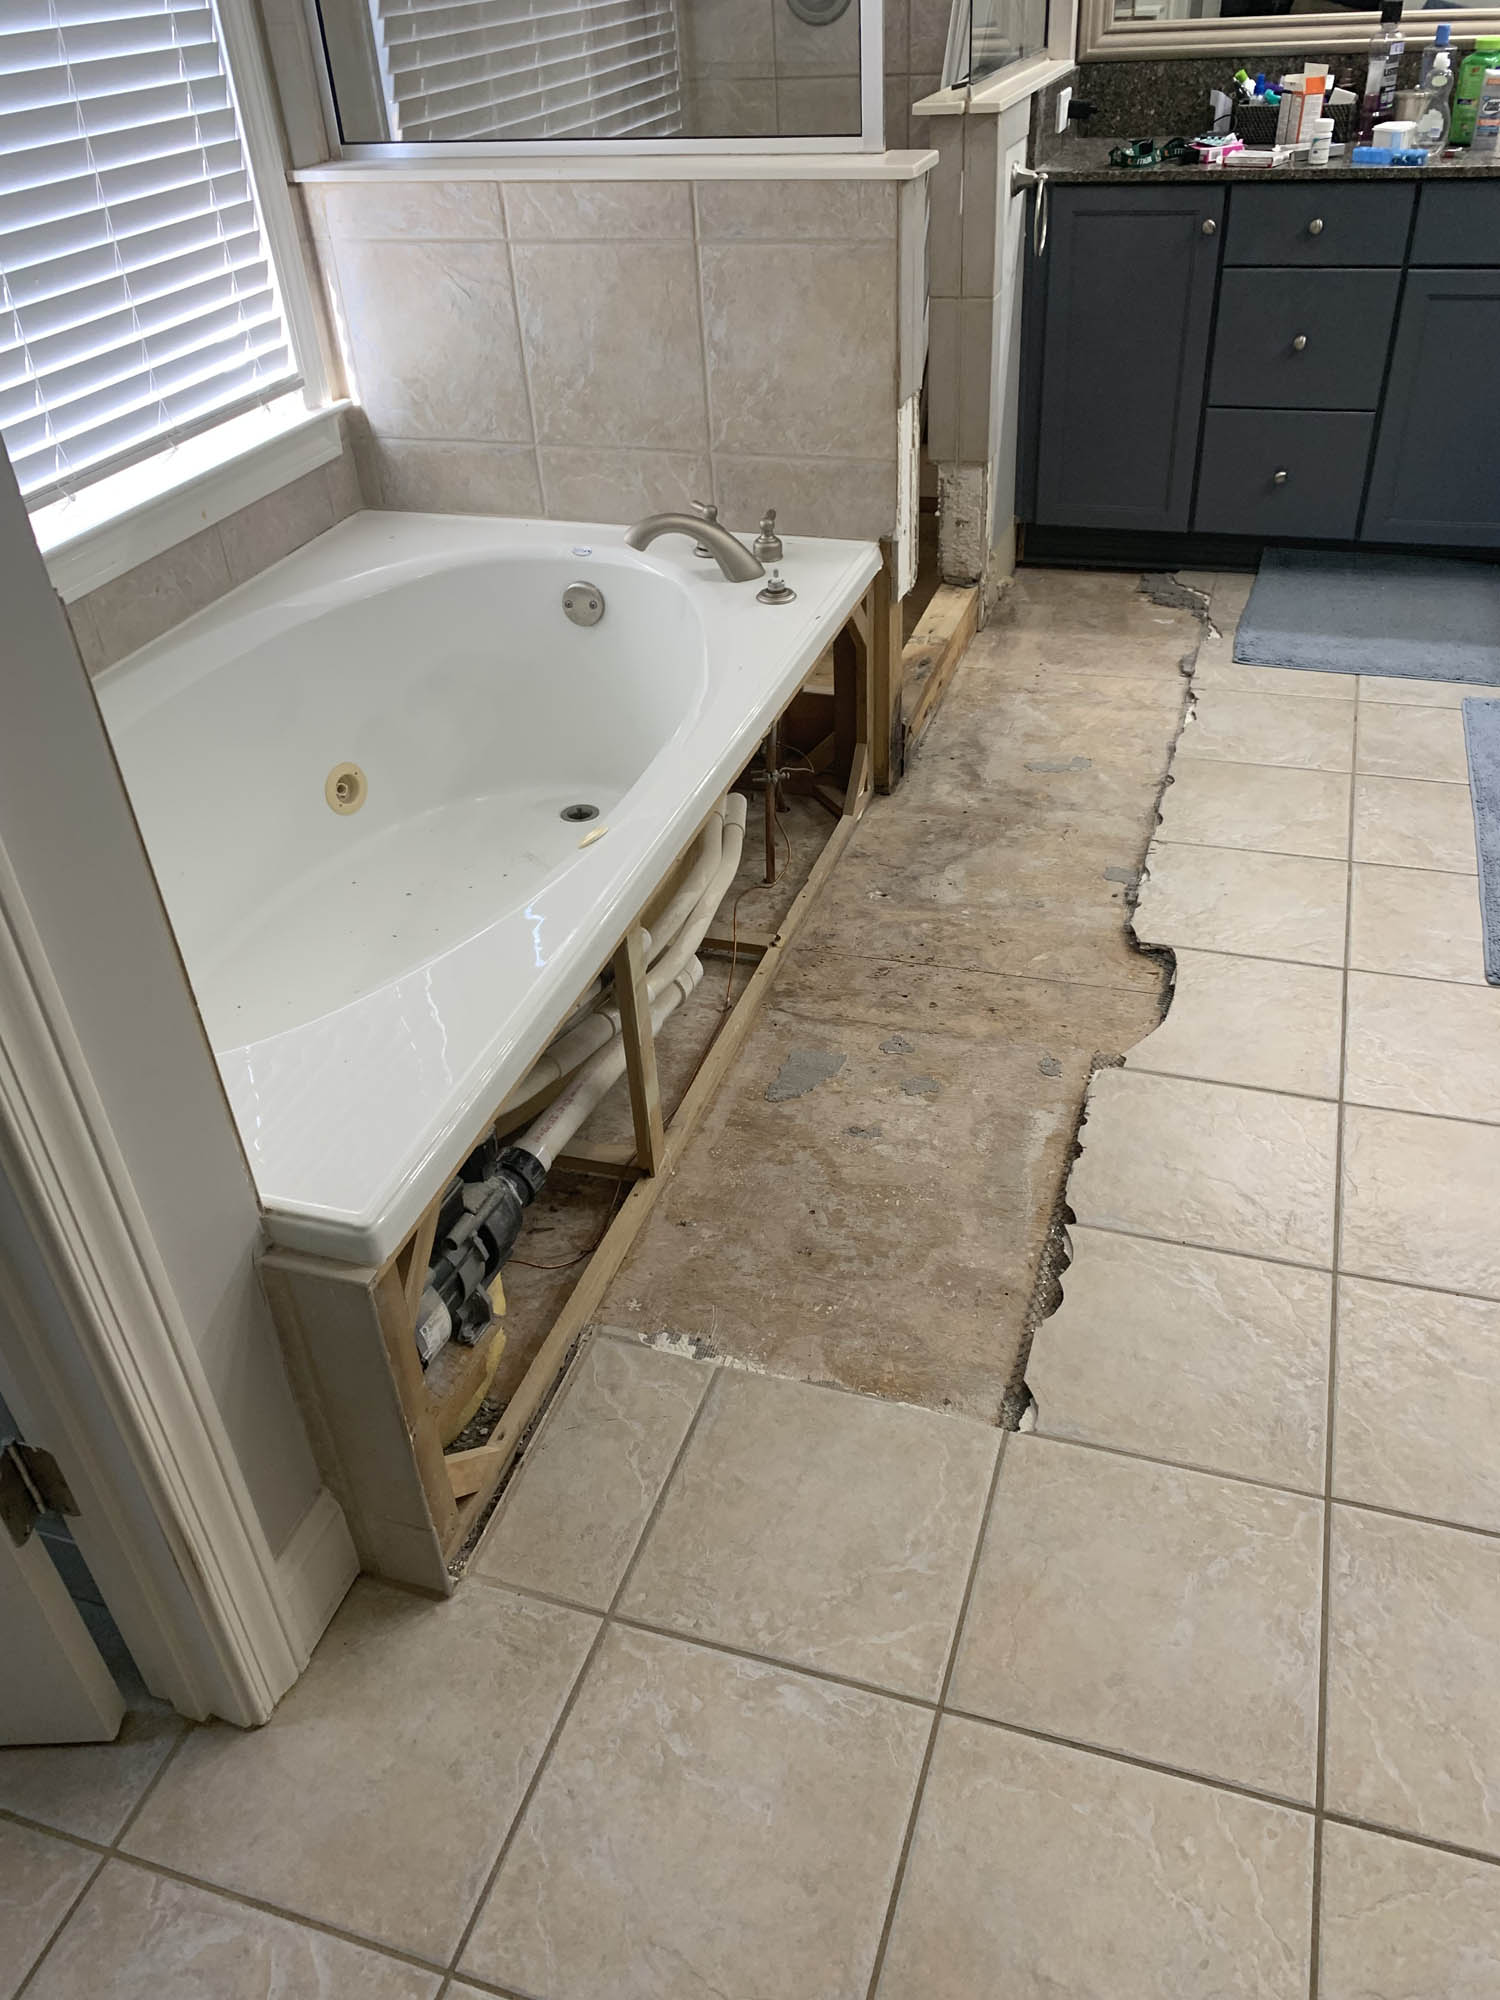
[1033,186,1224,533]
[1363,269,1500,549]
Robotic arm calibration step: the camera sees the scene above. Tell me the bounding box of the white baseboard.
[275,1488,358,1670]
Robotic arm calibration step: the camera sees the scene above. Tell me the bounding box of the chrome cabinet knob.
[1308,217,1324,235]
[1201,217,1217,234]
[1273,469,1290,485]
[1292,333,1308,351]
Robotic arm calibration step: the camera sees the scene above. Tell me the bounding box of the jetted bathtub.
[96,512,880,1263]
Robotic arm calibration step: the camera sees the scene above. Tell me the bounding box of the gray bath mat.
[1464,698,1500,985]
[1235,549,1500,685]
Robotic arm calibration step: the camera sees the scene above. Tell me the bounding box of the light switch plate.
[1055,85,1072,134]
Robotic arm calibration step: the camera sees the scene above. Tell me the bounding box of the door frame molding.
[0,840,323,1726]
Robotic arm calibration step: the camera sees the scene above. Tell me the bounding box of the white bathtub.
[97,512,879,1263]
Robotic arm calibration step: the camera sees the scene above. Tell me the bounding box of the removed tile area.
[876,1716,1314,2000]
[462,1624,928,2000]
[621,1370,997,1698]
[951,1436,1323,1799]
[1029,1227,1330,1490]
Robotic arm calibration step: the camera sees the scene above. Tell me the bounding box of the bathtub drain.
[560,802,600,823]
[326,762,367,814]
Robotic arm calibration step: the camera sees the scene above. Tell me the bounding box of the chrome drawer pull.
[1201,217,1217,234]
[1273,469,1290,485]
[1292,333,1308,351]
[1308,218,1324,236]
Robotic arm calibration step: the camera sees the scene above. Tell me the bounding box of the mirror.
[317,0,872,144]
[1111,0,1483,20]
[1082,0,1500,58]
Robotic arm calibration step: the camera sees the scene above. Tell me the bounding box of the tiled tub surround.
[297,172,931,545]
[62,419,363,676]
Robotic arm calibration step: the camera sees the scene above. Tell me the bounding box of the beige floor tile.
[1158,759,1351,860]
[1318,1822,1500,2000]
[1357,702,1471,783]
[620,1371,997,1698]
[1136,844,1348,966]
[1128,948,1344,1097]
[124,1581,597,1961]
[1341,1106,1500,1300]
[1029,1227,1330,1491]
[1179,689,1355,772]
[0,1706,184,1845]
[1335,1277,1500,1532]
[1348,863,1486,985]
[0,1819,96,2000]
[1360,674,1500,709]
[1326,1506,1500,1855]
[599,1009,1090,1421]
[1069,1069,1339,1267]
[1194,658,1355,702]
[1352,775,1478,874]
[950,1437,1322,1798]
[25,1862,439,2000]
[471,1336,710,1608]
[876,1716,1313,2000]
[1345,972,1500,1122]
[462,1623,928,2000]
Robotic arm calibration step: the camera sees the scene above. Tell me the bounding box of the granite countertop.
[1042,134,1500,184]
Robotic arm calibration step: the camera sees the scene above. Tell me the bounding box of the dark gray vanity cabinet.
[1024,177,1500,553]
[1032,186,1224,532]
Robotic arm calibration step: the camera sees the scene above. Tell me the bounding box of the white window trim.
[294,0,889,158]
[17,0,339,595]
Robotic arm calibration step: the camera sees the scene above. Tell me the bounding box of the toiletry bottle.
[1414,45,1454,151]
[1358,0,1407,144]
[1309,115,1335,165]
[1419,20,1451,89]
[1454,36,1500,143]
[1470,66,1500,154]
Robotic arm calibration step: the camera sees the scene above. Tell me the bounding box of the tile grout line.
[860,1429,1010,2000]
[1307,674,1363,2000]
[1123,1060,1500,1130]
[439,1358,723,1987]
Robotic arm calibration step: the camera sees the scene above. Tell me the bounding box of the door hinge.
[0,1435,78,1548]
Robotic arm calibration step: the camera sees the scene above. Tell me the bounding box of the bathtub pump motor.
[413,1138,546,1364]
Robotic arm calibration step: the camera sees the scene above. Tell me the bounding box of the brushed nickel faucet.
[625,505,765,583]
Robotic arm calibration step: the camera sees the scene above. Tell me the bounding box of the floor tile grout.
[1124,1058,1500,1129]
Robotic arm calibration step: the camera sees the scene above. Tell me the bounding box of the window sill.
[914,55,1077,119]
[292,150,939,183]
[34,397,350,604]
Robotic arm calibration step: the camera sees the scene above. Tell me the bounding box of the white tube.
[521,956,705,1169]
[642,808,725,970]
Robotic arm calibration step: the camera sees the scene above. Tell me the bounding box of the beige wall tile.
[219,467,335,586]
[777,75,862,134]
[124,1580,598,1961]
[1326,1505,1500,1854]
[679,0,774,77]
[694,179,895,241]
[316,179,504,241]
[462,1623,929,1999]
[513,242,707,451]
[711,451,896,541]
[80,525,232,670]
[0,1819,99,1993]
[334,238,531,443]
[683,76,777,134]
[323,437,364,521]
[919,118,963,300]
[960,116,999,298]
[1319,1823,1500,2000]
[879,1718,1313,2000]
[1335,1276,1500,1532]
[369,439,542,515]
[774,0,862,75]
[909,0,953,71]
[701,241,895,459]
[503,180,692,240]
[64,594,106,677]
[26,1862,441,2000]
[620,1369,997,1697]
[537,445,711,523]
[886,0,912,72]
[884,73,911,147]
[925,296,959,461]
[1031,1226,1331,1491]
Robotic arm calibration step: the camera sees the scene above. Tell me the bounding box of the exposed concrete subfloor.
[11,572,1500,1997]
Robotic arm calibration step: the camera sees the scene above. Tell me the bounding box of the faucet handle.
[690,497,718,557]
[752,508,783,564]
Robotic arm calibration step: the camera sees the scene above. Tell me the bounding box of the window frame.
[297,0,890,156]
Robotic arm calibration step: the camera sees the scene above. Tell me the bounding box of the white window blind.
[0,0,299,506]
[369,0,684,142]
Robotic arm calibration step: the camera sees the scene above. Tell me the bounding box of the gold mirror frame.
[1079,0,1500,61]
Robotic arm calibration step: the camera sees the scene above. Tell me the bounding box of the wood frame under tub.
[259,566,890,1595]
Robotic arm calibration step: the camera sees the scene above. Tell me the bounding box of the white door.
[0,1477,123,1746]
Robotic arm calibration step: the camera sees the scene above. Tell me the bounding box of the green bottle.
[1454,36,1500,144]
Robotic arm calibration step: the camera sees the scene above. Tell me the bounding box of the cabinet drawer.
[1195,409,1374,538]
[1225,185,1413,267]
[1209,267,1400,409]
[1411,183,1500,265]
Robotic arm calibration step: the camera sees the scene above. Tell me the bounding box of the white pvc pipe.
[643,807,726,971]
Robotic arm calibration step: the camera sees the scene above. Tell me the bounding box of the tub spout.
[625,511,765,583]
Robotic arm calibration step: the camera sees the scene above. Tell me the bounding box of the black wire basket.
[1231,99,1359,146]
